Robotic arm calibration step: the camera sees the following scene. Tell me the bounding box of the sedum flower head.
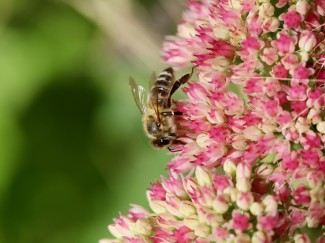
[102,0,325,242]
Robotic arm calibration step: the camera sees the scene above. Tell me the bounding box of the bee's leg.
[173,111,183,116]
[170,66,195,96]
[168,147,177,152]
[161,111,173,117]
[168,146,182,152]
[161,111,183,116]
[168,139,185,152]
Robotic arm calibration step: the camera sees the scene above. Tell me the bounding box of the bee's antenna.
[156,90,161,123]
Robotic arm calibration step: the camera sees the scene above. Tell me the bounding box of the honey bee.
[129,67,194,150]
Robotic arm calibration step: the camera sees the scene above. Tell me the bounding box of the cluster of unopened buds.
[101,0,325,242]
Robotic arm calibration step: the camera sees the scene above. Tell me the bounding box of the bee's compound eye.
[158,137,171,146]
[152,137,172,148]
[147,123,159,134]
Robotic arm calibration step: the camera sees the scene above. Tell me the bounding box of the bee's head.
[152,137,173,148]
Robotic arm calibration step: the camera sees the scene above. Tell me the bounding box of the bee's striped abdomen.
[150,68,175,108]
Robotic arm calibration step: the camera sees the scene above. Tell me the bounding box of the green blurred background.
[0,0,184,242]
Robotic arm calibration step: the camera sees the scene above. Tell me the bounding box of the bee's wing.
[129,77,147,114]
[149,71,157,90]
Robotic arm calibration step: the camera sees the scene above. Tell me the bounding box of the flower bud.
[178,23,196,38]
[148,199,167,214]
[180,201,196,217]
[299,51,309,62]
[261,123,277,134]
[184,215,199,230]
[255,164,274,178]
[259,2,275,17]
[109,218,134,238]
[165,194,183,218]
[224,159,237,177]
[224,187,238,202]
[236,163,252,179]
[250,202,264,216]
[306,216,319,228]
[196,134,212,148]
[108,224,126,239]
[295,117,310,134]
[299,31,317,52]
[307,108,322,124]
[200,209,223,227]
[184,178,199,195]
[294,233,311,243]
[307,171,324,187]
[316,0,325,16]
[211,56,231,72]
[237,192,254,211]
[229,0,242,11]
[131,218,152,236]
[162,174,188,199]
[213,26,229,40]
[263,17,280,32]
[232,134,247,150]
[309,186,324,202]
[296,0,310,15]
[156,213,178,228]
[252,231,268,243]
[196,166,212,186]
[243,126,263,141]
[212,197,229,214]
[262,195,278,215]
[236,178,251,192]
[316,121,325,133]
[194,223,210,238]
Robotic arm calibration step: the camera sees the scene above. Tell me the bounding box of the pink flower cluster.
[102,0,325,242]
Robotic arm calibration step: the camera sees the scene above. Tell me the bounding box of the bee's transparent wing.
[149,71,157,90]
[129,77,147,114]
